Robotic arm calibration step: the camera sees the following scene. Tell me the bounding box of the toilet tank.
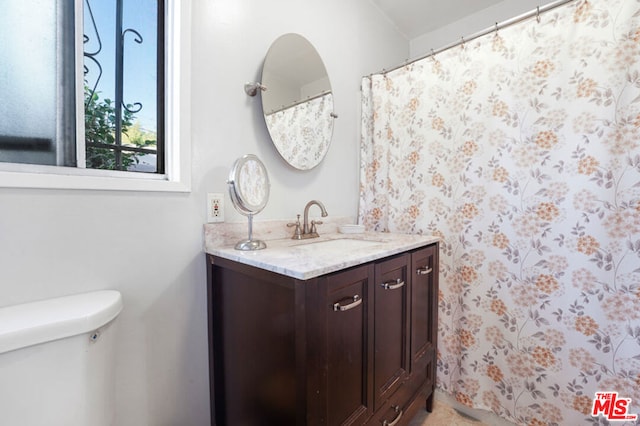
[0,290,123,426]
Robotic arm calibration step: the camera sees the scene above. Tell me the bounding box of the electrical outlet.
[207,193,224,223]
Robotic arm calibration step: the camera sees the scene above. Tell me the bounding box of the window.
[0,1,75,167]
[84,0,164,173]
[0,0,189,191]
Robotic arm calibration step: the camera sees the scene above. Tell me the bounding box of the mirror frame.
[227,154,270,215]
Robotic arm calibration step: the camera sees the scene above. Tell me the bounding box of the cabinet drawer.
[370,382,413,426]
[371,355,436,426]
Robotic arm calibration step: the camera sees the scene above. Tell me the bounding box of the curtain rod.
[369,0,576,77]
[264,90,332,116]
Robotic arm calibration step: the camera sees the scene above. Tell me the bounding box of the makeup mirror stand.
[234,213,266,251]
[227,154,270,251]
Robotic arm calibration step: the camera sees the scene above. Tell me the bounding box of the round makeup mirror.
[261,33,335,170]
[227,154,270,250]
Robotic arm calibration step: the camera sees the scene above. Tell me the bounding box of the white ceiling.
[371,0,505,39]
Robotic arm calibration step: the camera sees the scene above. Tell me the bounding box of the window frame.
[0,0,191,192]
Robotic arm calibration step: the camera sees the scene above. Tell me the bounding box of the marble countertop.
[205,231,439,280]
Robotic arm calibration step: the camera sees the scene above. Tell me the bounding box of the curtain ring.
[536,6,541,23]
[461,36,465,47]
[430,48,436,61]
[495,22,499,34]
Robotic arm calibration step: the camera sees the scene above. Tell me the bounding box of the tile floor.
[408,400,487,426]
[407,390,516,426]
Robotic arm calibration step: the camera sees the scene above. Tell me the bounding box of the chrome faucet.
[303,200,328,235]
[288,200,328,239]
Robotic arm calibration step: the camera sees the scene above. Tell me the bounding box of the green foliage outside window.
[84,85,157,171]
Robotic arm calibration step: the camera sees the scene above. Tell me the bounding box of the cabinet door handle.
[416,267,432,275]
[381,278,405,290]
[333,295,362,312]
[382,405,403,426]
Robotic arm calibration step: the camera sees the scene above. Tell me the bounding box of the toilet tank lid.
[0,290,123,355]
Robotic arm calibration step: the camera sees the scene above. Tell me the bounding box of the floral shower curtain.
[359,1,640,424]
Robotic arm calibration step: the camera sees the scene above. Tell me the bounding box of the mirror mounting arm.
[244,82,267,97]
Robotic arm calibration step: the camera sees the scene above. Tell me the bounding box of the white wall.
[410,0,543,58]
[194,0,408,224]
[0,1,406,425]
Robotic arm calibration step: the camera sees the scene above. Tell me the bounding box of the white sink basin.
[293,238,383,251]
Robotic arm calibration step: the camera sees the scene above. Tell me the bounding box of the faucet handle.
[310,220,323,234]
[287,214,302,239]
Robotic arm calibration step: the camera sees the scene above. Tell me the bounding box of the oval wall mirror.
[227,154,270,250]
[261,33,335,170]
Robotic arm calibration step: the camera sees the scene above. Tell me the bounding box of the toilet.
[0,290,123,426]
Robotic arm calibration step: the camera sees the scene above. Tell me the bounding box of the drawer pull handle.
[333,295,362,312]
[381,278,405,290]
[383,405,403,426]
[416,267,432,275]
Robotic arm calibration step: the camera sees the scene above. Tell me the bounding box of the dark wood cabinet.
[322,264,374,425]
[373,254,410,411]
[409,245,438,413]
[206,242,438,425]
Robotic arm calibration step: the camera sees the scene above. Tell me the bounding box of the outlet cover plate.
[207,193,224,223]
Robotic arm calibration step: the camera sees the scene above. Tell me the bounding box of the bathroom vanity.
[205,231,439,425]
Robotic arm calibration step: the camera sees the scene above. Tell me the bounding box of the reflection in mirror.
[261,34,335,170]
[227,154,270,251]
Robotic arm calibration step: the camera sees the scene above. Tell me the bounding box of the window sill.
[0,164,190,192]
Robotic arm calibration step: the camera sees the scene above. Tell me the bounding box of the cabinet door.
[373,254,410,410]
[324,264,374,425]
[410,244,438,409]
